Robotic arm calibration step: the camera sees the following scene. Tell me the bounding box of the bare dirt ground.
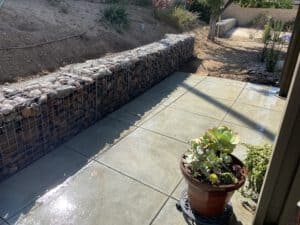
[181,27,283,86]
[0,0,283,86]
[0,0,177,83]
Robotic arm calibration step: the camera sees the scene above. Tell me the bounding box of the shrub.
[275,0,293,9]
[261,19,284,72]
[154,6,198,31]
[238,0,292,8]
[252,14,272,29]
[252,14,295,32]
[283,20,295,32]
[262,20,272,44]
[266,47,281,72]
[103,4,129,28]
[241,144,272,202]
[172,6,199,30]
[189,0,211,24]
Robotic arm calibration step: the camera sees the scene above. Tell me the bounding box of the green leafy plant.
[238,0,292,8]
[252,14,295,32]
[189,0,211,24]
[184,126,241,185]
[261,19,272,62]
[252,14,271,29]
[283,19,295,32]
[154,6,198,31]
[261,19,284,72]
[262,20,272,44]
[103,4,129,29]
[266,47,281,72]
[240,143,272,202]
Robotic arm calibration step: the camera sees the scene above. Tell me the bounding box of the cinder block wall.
[0,34,194,181]
[223,4,298,26]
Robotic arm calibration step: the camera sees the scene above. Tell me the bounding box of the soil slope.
[182,27,283,86]
[0,0,177,83]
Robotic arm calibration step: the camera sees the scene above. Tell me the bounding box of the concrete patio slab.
[204,76,246,87]
[127,72,204,108]
[0,146,87,221]
[107,96,167,126]
[107,103,166,126]
[171,93,233,120]
[157,72,205,88]
[131,85,185,107]
[172,179,185,200]
[237,89,286,111]
[195,80,245,101]
[12,162,167,225]
[141,107,220,142]
[0,72,287,225]
[245,82,280,92]
[97,128,187,194]
[151,199,187,225]
[223,102,283,134]
[64,117,136,159]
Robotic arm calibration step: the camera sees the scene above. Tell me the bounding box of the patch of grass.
[103,4,129,29]
[154,6,198,31]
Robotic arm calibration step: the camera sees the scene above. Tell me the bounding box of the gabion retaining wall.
[0,34,194,181]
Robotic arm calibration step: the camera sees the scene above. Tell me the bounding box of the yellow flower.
[209,173,219,184]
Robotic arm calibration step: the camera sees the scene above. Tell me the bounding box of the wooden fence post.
[279,8,300,97]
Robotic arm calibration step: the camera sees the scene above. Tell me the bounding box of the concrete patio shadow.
[0,72,200,224]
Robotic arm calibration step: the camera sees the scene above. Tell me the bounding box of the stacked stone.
[0,34,194,180]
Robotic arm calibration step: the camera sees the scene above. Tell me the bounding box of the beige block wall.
[222,4,298,26]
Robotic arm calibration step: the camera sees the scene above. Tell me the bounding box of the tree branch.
[221,0,233,13]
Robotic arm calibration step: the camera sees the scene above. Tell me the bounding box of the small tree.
[197,0,292,41]
[202,0,234,41]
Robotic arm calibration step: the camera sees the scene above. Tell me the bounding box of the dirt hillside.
[0,0,177,83]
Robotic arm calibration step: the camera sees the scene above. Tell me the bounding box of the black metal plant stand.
[176,190,233,225]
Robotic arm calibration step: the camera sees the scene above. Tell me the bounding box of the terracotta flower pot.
[180,154,247,217]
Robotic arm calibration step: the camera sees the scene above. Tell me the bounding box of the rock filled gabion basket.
[0,34,194,181]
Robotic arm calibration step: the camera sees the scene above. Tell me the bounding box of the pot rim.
[180,153,247,192]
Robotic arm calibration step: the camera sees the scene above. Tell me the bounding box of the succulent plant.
[198,126,240,154]
[184,126,240,185]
